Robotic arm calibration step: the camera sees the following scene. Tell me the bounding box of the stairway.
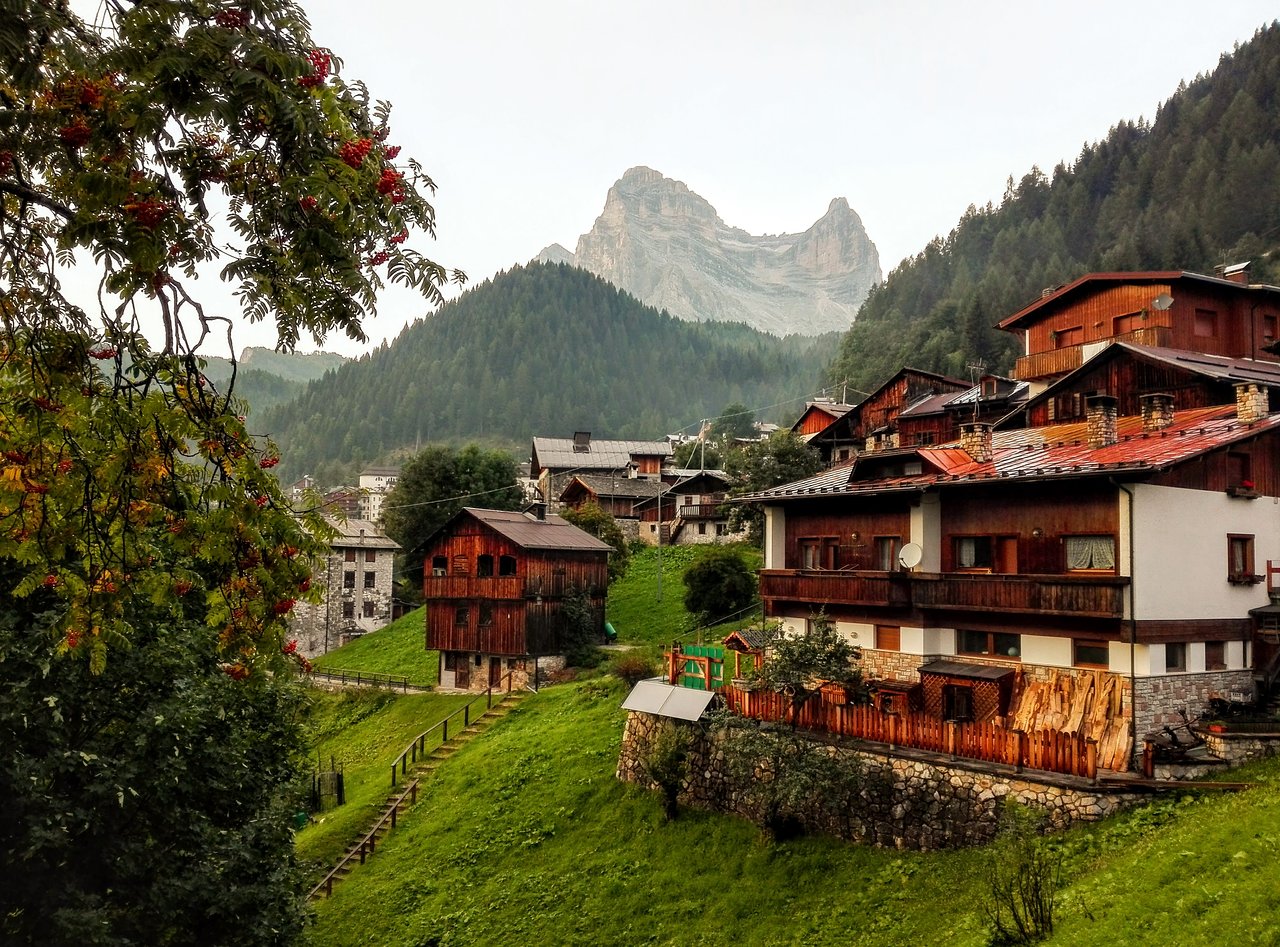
[310,690,528,899]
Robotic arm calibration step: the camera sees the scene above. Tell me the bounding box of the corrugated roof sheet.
[326,516,401,550]
[919,660,1015,681]
[559,473,665,502]
[531,436,671,472]
[465,507,614,553]
[742,404,1280,500]
[621,679,717,721]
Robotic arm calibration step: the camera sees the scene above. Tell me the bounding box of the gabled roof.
[558,473,665,503]
[998,270,1280,331]
[790,400,857,432]
[443,507,613,553]
[742,404,1280,501]
[531,436,671,474]
[325,516,401,550]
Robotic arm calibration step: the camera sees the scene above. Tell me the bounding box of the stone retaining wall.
[617,711,1146,850]
[1132,670,1254,735]
[1200,729,1280,764]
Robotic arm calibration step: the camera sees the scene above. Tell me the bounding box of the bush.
[682,546,757,625]
[983,801,1062,944]
[611,652,658,687]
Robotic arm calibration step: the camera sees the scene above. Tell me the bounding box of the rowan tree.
[0,2,458,941]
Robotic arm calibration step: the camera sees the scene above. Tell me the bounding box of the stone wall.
[1199,729,1280,765]
[1132,670,1254,735]
[617,711,1145,850]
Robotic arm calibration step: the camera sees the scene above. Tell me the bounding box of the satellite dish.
[1151,293,1174,311]
[898,543,923,570]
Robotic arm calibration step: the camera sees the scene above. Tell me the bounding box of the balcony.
[759,569,911,608]
[760,569,1128,618]
[1014,326,1173,381]
[911,572,1128,618]
[422,575,526,600]
[675,503,724,520]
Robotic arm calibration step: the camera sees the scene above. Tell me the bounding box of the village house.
[423,506,612,691]
[632,468,743,546]
[557,472,665,542]
[289,517,400,659]
[742,265,1280,768]
[357,465,400,523]
[530,432,670,512]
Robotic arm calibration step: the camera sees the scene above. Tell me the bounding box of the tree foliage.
[638,720,693,822]
[828,23,1280,392]
[724,430,823,544]
[560,500,629,582]
[751,613,864,728]
[1,1,456,940]
[380,444,523,583]
[682,545,757,626]
[983,801,1062,945]
[559,584,603,668]
[710,401,756,441]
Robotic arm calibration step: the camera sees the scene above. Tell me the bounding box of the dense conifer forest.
[829,21,1280,390]
[261,263,833,484]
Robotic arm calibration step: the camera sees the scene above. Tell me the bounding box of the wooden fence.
[719,684,1098,780]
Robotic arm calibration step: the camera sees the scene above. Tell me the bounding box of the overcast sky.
[248,2,1277,354]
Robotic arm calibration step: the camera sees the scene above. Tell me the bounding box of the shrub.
[983,801,1062,944]
[682,546,757,625]
[611,652,658,687]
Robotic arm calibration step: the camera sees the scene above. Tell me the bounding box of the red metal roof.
[745,405,1280,500]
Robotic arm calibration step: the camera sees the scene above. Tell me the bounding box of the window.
[431,555,447,577]
[875,625,901,651]
[343,571,355,589]
[1228,534,1256,583]
[1113,311,1143,335]
[1205,641,1227,671]
[1264,314,1277,344]
[452,555,467,575]
[1064,535,1116,571]
[1194,308,1218,338]
[499,555,517,576]
[344,549,356,562]
[477,554,494,577]
[454,606,469,627]
[1074,639,1110,668]
[874,536,901,571]
[479,603,494,626]
[954,536,993,570]
[1227,451,1252,488]
[1053,326,1082,349]
[1165,642,1186,673]
[801,539,821,569]
[363,571,376,589]
[698,522,707,535]
[362,601,375,618]
[914,432,936,446]
[342,601,354,619]
[444,652,458,671]
[716,523,728,536]
[943,684,974,722]
[366,550,377,563]
[958,629,1021,658]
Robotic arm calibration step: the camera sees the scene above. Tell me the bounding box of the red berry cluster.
[175,580,192,596]
[377,168,403,195]
[255,494,269,507]
[390,228,409,245]
[282,639,298,655]
[59,118,91,147]
[0,151,13,177]
[215,7,249,28]
[89,346,118,359]
[299,195,319,213]
[383,145,401,160]
[43,574,59,588]
[125,198,171,230]
[339,137,374,168]
[298,49,330,89]
[223,663,250,680]
[259,455,280,469]
[56,459,73,473]
[298,576,312,592]
[366,250,389,267]
[272,598,296,615]
[66,629,80,648]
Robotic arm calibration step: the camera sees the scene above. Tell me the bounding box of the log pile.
[1009,669,1131,770]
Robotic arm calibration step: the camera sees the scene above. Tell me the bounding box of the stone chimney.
[1086,395,1119,449]
[1235,382,1269,425]
[960,422,993,463]
[1217,261,1251,284]
[1139,393,1175,432]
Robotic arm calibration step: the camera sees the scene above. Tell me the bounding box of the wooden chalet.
[423,506,612,691]
[895,374,1029,448]
[530,432,670,511]
[633,469,741,545]
[791,400,857,441]
[805,368,969,463]
[558,472,664,520]
[1000,265,1280,385]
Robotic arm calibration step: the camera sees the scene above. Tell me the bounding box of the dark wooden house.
[423,507,612,691]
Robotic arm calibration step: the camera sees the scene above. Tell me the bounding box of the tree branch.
[0,181,76,221]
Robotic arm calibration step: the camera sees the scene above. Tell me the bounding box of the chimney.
[531,501,547,521]
[1139,393,1175,432]
[1235,382,1269,425]
[864,433,878,454]
[1219,261,1251,284]
[1086,395,1119,449]
[960,422,993,463]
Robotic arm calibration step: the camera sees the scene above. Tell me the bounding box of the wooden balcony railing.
[760,569,1127,618]
[422,575,525,600]
[675,503,724,520]
[911,572,1127,618]
[1014,326,1173,380]
[759,569,911,607]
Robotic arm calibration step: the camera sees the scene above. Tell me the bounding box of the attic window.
[499,555,517,576]
[572,431,591,453]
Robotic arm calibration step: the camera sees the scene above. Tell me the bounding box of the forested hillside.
[261,263,832,485]
[830,21,1280,391]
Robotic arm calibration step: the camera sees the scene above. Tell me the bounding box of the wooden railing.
[1014,326,1173,380]
[306,667,413,692]
[309,778,419,900]
[720,685,1098,780]
[675,503,724,519]
[421,575,525,600]
[911,572,1128,618]
[759,570,911,607]
[389,670,516,786]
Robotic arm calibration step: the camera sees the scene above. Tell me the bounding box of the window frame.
[365,550,377,563]
[1063,533,1117,573]
[431,555,448,577]
[957,629,1021,660]
[363,571,376,589]
[1204,641,1227,671]
[875,625,901,652]
[344,549,356,563]
[1073,638,1110,669]
[498,555,517,576]
[477,554,494,577]
[1194,308,1218,338]
[362,600,375,618]
[1165,642,1187,673]
[952,534,994,571]
[874,536,901,572]
[1228,533,1256,584]
[342,570,355,589]
[454,606,469,627]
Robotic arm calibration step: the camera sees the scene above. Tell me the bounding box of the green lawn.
[312,606,438,685]
[301,678,1280,946]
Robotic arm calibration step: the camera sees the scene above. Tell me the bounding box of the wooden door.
[489,657,502,688]
[455,657,470,689]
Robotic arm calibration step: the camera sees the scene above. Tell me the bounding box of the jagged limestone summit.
[537,166,881,336]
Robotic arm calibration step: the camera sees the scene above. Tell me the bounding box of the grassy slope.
[312,606,438,685]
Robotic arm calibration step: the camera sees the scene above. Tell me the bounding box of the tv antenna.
[966,359,986,419]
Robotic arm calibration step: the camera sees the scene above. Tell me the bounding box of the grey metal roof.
[465,507,613,553]
[326,517,401,550]
[918,660,1015,681]
[559,473,665,502]
[531,436,672,473]
[622,679,717,721]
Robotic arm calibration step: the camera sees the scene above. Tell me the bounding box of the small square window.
[363,571,376,589]
[1205,641,1227,671]
[954,536,993,570]
[454,606,469,627]
[875,625,900,651]
[1165,642,1187,673]
[365,550,377,563]
[1194,308,1218,338]
[344,549,356,562]
[1074,639,1110,668]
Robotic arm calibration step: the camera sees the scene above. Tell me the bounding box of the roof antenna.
[966,359,986,421]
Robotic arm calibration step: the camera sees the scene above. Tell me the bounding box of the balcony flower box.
[1226,482,1259,499]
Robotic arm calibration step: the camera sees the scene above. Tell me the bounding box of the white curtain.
[1066,536,1114,570]
[956,537,977,569]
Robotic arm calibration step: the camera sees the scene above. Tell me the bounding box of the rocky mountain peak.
[536,169,880,336]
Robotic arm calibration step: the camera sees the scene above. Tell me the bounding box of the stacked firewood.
[1009,669,1132,771]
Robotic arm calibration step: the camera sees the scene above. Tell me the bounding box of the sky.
[205,2,1280,354]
